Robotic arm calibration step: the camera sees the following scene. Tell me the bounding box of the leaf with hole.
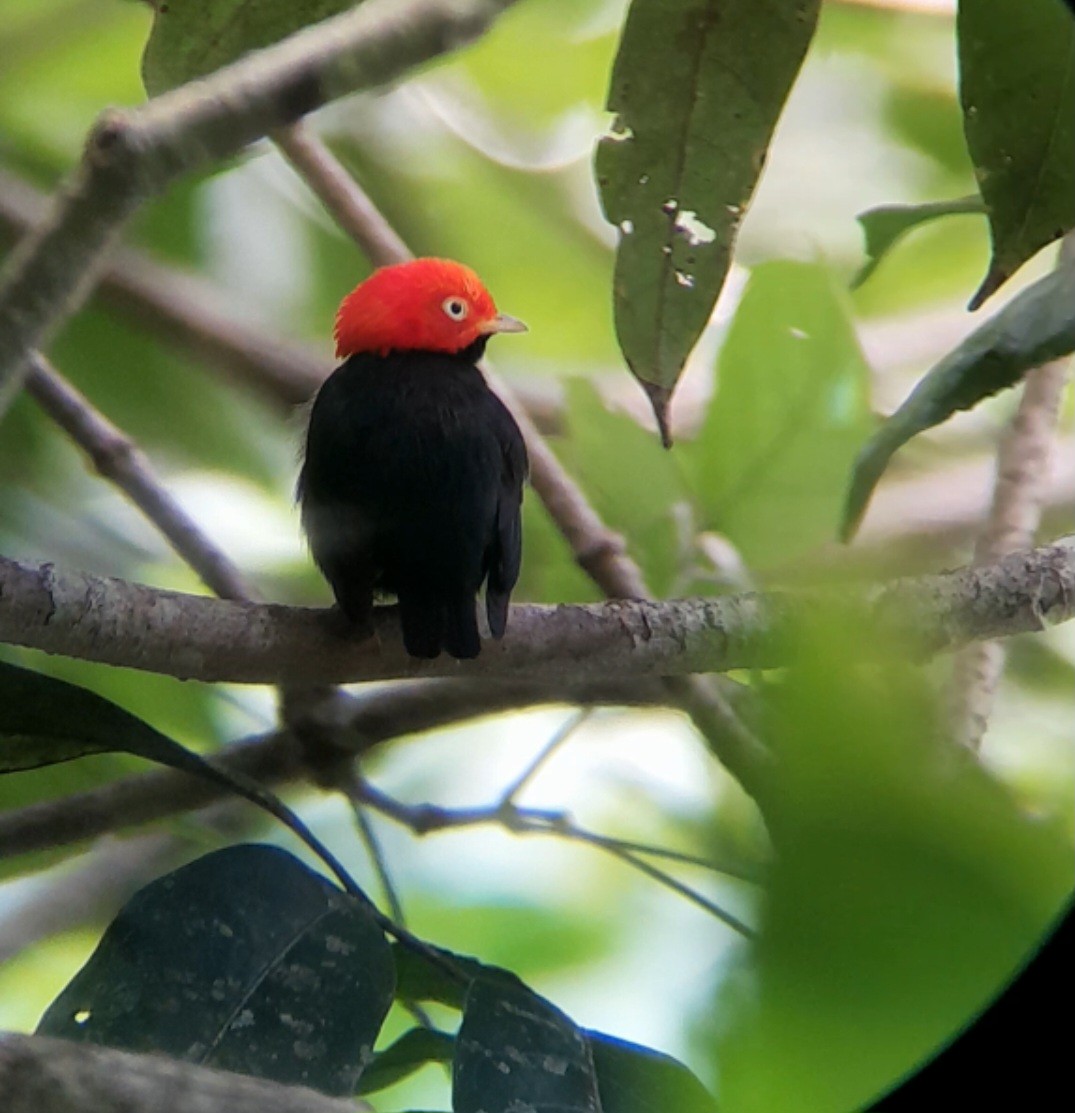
[852,196,985,289]
[958,0,1075,308]
[454,974,601,1113]
[38,844,395,1096]
[841,259,1075,540]
[142,0,360,96]
[595,0,820,442]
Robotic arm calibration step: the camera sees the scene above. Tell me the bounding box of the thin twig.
[350,779,755,937]
[499,708,593,803]
[25,352,259,601]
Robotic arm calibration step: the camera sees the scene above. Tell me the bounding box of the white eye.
[442,297,469,321]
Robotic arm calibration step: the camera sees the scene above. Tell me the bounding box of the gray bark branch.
[2,541,1071,686]
[0,1032,363,1113]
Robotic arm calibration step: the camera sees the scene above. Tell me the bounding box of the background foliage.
[0,1,1072,1110]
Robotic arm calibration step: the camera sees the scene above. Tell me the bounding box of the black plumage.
[298,337,527,660]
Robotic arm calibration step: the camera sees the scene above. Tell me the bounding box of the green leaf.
[687,261,872,567]
[590,1032,719,1113]
[711,646,1072,1112]
[560,379,687,596]
[454,975,601,1113]
[38,844,395,1096]
[142,0,360,97]
[958,0,1075,308]
[391,942,510,1011]
[841,259,1075,540]
[0,661,357,894]
[595,0,820,442]
[358,1027,455,1096]
[852,196,985,288]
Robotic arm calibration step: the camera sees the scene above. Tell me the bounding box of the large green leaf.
[595,0,820,442]
[38,844,395,1096]
[853,196,985,289]
[0,661,355,893]
[590,1033,718,1113]
[559,379,687,596]
[141,0,361,97]
[688,260,872,568]
[958,0,1075,308]
[710,646,1072,1112]
[841,258,1075,540]
[454,974,601,1113]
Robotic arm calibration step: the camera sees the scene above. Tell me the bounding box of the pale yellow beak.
[482,313,528,335]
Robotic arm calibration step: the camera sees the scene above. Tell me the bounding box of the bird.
[298,257,529,660]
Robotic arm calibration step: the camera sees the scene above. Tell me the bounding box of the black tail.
[398,592,480,660]
[486,587,510,640]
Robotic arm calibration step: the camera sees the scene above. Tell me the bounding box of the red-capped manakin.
[299,258,528,660]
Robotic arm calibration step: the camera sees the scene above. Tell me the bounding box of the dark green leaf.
[852,196,985,288]
[688,261,872,567]
[0,661,359,895]
[595,0,820,441]
[142,0,360,96]
[0,658,196,772]
[391,942,508,1010]
[841,260,1075,539]
[358,1027,455,1096]
[958,0,1075,307]
[38,844,395,1095]
[454,975,600,1113]
[590,1032,718,1113]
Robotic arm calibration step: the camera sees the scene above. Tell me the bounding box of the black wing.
[484,395,528,639]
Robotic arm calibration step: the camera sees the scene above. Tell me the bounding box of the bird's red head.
[334,257,526,359]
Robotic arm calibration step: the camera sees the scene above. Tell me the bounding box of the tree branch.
[25,353,259,602]
[2,541,1071,686]
[0,1033,364,1113]
[0,0,518,414]
[948,236,1075,751]
[0,676,671,860]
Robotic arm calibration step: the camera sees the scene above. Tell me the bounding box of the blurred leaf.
[595,0,820,440]
[590,1032,718,1113]
[0,661,354,889]
[39,844,394,1096]
[688,261,872,567]
[853,196,985,288]
[408,896,610,981]
[841,259,1075,540]
[958,0,1075,308]
[141,0,357,96]
[454,974,600,1113]
[883,82,974,188]
[560,379,687,595]
[712,645,1072,1112]
[359,1027,455,1096]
